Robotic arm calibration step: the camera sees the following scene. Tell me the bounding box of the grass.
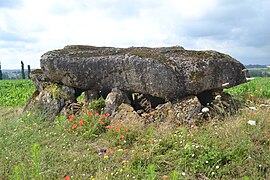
[0,79,35,106]
[0,78,269,179]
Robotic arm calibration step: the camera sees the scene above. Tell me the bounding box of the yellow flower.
[104,155,109,159]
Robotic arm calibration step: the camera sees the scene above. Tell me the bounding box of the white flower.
[192,154,195,157]
[202,107,210,113]
[205,160,209,164]
[247,120,256,126]
[182,172,186,176]
[211,172,215,175]
[216,165,219,169]
[249,106,257,110]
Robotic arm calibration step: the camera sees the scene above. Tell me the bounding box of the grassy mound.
[0,78,269,179]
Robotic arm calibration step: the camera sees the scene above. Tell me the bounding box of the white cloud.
[0,0,269,69]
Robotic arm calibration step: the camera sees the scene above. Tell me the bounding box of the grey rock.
[104,88,131,115]
[25,83,77,120]
[141,96,202,124]
[30,69,50,92]
[40,45,248,101]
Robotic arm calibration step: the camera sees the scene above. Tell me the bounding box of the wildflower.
[119,135,125,139]
[115,128,120,132]
[100,121,105,125]
[124,128,129,132]
[79,120,84,126]
[141,138,146,142]
[249,106,257,110]
[64,175,71,180]
[165,137,170,141]
[94,113,99,116]
[267,120,270,123]
[108,148,113,153]
[106,125,112,129]
[99,117,103,121]
[202,107,210,113]
[247,120,256,126]
[182,172,186,176]
[117,149,124,152]
[135,137,139,141]
[72,124,77,129]
[116,122,124,127]
[105,113,110,118]
[69,114,75,119]
[149,138,153,142]
[162,175,168,179]
[88,112,93,117]
[216,165,219,169]
[104,155,109,159]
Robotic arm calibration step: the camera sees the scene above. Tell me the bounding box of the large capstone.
[40,45,248,101]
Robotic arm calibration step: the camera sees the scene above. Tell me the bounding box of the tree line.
[0,61,31,80]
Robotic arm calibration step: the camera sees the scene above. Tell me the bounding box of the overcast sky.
[0,0,269,69]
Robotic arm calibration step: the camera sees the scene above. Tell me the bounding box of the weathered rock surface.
[40,45,248,101]
[24,83,77,119]
[104,88,131,115]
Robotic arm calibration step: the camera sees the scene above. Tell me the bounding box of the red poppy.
[100,121,104,125]
[105,113,110,118]
[72,124,77,129]
[69,114,75,119]
[116,122,124,127]
[88,112,93,117]
[64,175,71,180]
[99,117,103,121]
[94,113,99,116]
[79,120,84,126]
[119,135,125,139]
[149,138,153,142]
[106,125,112,129]
[162,175,168,179]
[115,128,120,132]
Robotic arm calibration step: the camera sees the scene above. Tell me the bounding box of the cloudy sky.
[0,0,269,69]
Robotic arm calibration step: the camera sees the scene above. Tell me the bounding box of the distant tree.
[0,61,3,80]
[27,65,31,79]
[21,61,25,79]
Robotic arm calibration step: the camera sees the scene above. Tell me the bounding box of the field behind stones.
[0,78,269,179]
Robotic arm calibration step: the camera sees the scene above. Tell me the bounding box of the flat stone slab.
[40,45,247,100]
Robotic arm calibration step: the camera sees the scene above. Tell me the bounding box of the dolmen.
[26,45,249,122]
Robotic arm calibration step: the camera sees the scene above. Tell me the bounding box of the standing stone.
[104,88,131,115]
